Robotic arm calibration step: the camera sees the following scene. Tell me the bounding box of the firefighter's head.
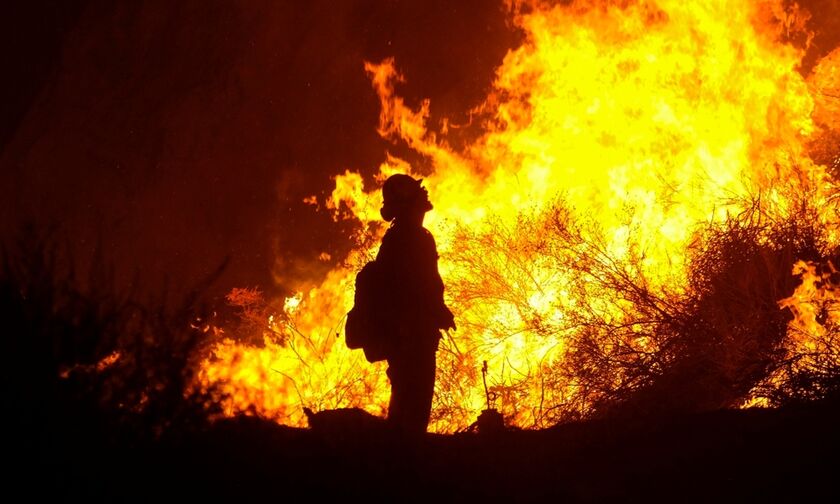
[380,174,432,222]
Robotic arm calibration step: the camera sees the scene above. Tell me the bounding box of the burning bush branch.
[443,190,840,426]
[750,258,840,405]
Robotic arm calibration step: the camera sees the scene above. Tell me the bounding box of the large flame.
[197,0,840,431]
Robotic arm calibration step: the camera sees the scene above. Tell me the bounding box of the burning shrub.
[445,195,840,424]
[594,203,823,418]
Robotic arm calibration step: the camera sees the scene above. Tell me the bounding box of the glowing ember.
[197,0,840,431]
[60,351,122,379]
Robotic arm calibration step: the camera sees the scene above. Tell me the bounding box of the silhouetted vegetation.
[0,224,221,498]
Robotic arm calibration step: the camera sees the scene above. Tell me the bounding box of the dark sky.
[2,0,837,302]
[0,0,518,301]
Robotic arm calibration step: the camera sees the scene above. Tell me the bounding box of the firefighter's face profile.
[417,182,433,212]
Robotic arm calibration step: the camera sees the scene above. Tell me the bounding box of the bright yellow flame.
[778,260,840,344]
[283,293,302,316]
[197,0,840,431]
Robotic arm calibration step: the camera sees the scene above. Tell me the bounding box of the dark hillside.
[47,399,827,502]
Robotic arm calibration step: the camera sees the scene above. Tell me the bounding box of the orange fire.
[197,0,840,431]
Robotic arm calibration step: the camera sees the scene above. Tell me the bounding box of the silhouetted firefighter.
[346,174,455,435]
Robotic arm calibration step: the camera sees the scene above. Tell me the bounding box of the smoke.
[0,0,517,300]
